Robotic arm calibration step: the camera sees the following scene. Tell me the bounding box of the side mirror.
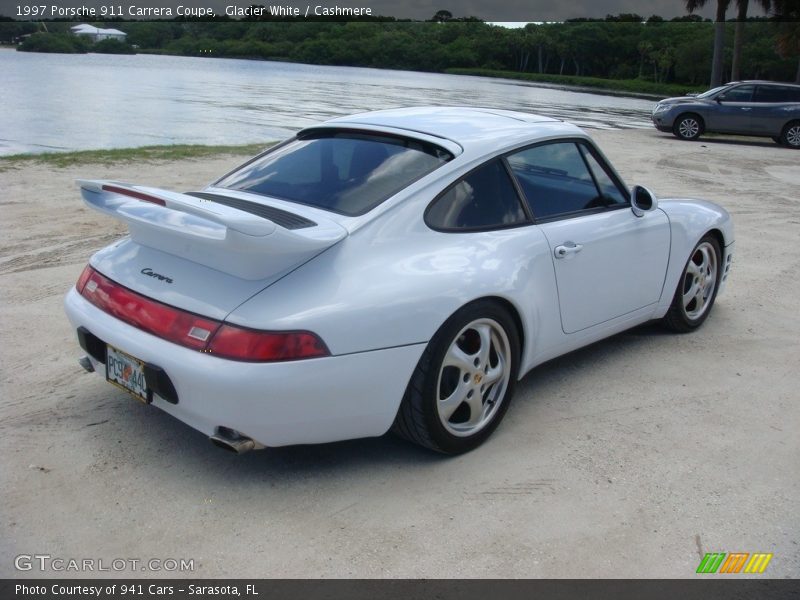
[631,185,658,217]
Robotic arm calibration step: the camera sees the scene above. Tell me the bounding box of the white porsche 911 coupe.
[65,107,734,454]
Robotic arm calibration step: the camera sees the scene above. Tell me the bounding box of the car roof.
[729,80,800,87]
[314,106,586,154]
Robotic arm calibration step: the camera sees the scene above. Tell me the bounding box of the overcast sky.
[0,0,769,21]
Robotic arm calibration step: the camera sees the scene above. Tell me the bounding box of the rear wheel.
[673,114,703,141]
[780,121,800,149]
[662,235,722,332]
[392,300,520,454]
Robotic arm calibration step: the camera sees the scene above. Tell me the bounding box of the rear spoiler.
[78,180,347,280]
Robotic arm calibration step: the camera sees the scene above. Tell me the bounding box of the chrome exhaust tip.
[78,355,95,373]
[210,427,257,455]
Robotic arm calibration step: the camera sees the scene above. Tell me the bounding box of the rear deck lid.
[79,180,347,318]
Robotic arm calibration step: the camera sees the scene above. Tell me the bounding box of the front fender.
[655,198,734,315]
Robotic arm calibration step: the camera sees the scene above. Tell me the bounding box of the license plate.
[106,345,149,403]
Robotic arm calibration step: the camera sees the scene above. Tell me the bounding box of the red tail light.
[76,264,94,293]
[79,267,220,351]
[102,184,166,206]
[207,325,329,361]
[76,266,329,362]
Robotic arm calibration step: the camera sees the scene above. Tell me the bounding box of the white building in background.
[70,24,127,42]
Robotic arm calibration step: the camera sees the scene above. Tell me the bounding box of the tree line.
[684,0,799,86]
[5,13,798,87]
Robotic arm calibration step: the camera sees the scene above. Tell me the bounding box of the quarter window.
[507,142,618,220]
[425,159,527,231]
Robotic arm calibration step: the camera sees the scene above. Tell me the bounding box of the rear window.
[215,130,453,216]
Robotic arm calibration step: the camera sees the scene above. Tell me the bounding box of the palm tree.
[731,0,750,80]
[769,0,800,83]
[686,0,731,87]
[731,0,772,81]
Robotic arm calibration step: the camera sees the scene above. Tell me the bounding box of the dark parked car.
[651,80,800,148]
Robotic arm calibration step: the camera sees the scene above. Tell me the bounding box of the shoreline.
[0,142,272,169]
[444,68,686,99]
[5,43,681,100]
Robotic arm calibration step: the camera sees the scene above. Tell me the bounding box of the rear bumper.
[64,287,425,447]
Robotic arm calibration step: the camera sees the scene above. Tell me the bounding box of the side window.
[507,142,608,220]
[578,145,629,207]
[719,85,754,102]
[426,159,527,231]
[754,85,799,103]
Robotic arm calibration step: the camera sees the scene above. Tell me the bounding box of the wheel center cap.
[474,373,483,385]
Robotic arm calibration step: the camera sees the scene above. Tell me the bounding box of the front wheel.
[392,300,520,454]
[662,235,722,332]
[780,121,800,149]
[673,114,703,141]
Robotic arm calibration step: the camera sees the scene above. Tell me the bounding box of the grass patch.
[445,68,694,98]
[0,143,272,170]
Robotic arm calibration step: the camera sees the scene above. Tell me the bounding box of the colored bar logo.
[697,552,773,574]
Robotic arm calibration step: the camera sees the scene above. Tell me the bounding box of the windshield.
[696,85,731,99]
[216,130,453,216]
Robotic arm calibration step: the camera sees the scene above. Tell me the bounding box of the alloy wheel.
[682,241,718,320]
[436,318,512,437]
[785,124,800,147]
[678,117,700,140]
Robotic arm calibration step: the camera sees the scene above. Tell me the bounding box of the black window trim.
[504,137,632,224]
[501,158,535,223]
[424,157,533,234]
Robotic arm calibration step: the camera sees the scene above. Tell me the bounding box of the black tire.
[662,234,722,333]
[780,121,800,149]
[391,300,520,454]
[672,113,704,141]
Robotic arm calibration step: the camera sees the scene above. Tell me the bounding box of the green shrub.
[17,33,89,54]
[92,38,135,54]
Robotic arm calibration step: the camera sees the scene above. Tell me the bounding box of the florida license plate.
[106,344,149,403]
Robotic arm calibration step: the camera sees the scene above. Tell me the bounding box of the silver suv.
[652,80,800,148]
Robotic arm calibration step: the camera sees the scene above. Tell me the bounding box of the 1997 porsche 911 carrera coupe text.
[65,107,734,454]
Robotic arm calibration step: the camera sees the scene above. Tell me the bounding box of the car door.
[751,84,800,135]
[707,84,757,133]
[506,141,670,334]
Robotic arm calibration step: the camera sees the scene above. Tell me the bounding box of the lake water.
[0,49,657,156]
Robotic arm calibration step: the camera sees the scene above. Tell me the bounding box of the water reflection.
[0,50,655,156]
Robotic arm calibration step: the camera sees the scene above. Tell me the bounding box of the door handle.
[741,107,752,111]
[554,242,583,259]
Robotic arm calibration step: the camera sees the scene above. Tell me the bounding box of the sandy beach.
[1,128,798,578]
